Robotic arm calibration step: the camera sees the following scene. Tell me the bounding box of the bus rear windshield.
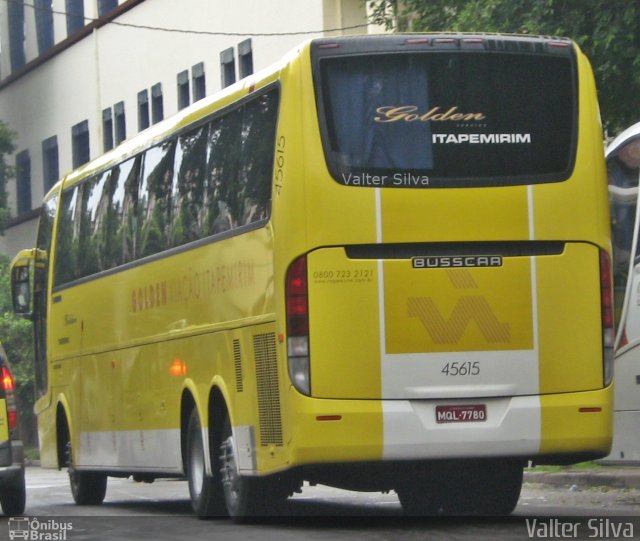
[316,50,576,188]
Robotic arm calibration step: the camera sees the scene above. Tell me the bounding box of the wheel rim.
[189,427,205,498]
[66,440,80,495]
[219,435,240,510]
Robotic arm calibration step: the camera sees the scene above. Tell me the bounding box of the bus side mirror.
[10,249,36,319]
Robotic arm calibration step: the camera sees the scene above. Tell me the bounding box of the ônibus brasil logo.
[8,517,73,540]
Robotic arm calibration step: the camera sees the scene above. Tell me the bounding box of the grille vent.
[233,339,243,392]
[253,332,283,446]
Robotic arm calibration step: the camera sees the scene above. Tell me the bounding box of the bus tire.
[70,470,107,505]
[396,472,444,516]
[396,459,523,516]
[473,459,523,515]
[66,436,107,505]
[0,468,26,515]
[186,409,226,518]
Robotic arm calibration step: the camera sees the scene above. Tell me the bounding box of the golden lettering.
[374,105,485,123]
[129,260,257,313]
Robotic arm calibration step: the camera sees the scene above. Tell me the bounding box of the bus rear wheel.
[472,459,523,515]
[69,469,107,505]
[218,416,286,521]
[186,409,226,518]
[396,459,523,516]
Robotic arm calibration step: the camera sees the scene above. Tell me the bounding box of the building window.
[8,0,26,71]
[35,0,54,54]
[238,39,253,79]
[15,150,31,215]
[192,62,206,102]
[114,101,126,144]
[220,48,236,88]
[72,120,90,169]
[177,70,190,110]
[102,108,114,151]
[42,136,59,192]
[138,90,150,131]
[65,0,84,36]
[151,83,164,124]
[98,0,118,16]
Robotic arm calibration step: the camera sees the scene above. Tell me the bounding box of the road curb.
[524,469,640,490]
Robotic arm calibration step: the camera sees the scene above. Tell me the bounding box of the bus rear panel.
[280,35,612,487]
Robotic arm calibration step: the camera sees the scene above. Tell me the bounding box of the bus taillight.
[1,365,17,430]
[600,249,614,386]
[2,366,14,392]
[286,255,310,395]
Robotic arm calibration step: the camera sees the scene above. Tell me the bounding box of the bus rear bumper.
[287,387,612,466]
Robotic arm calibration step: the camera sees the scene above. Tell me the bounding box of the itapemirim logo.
[8,517,73,540]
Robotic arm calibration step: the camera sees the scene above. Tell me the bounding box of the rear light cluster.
[286,256,311,395]
[1,364,17,431]
[600,250,614,386]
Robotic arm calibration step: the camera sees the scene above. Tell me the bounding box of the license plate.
[435,404,487,424]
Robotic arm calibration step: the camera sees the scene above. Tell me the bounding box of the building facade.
[0,0,381,257]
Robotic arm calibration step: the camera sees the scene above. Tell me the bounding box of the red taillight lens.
[1,366,14,393]
[2,365,17,430]
[286,256,309,336]
[600,250,614,386]
[286,255,311,395]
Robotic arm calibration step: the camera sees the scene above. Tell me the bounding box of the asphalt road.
[1,467,639,541]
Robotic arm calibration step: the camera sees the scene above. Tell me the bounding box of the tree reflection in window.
[53,87,278,287]
[172,126,208,246]
[54,186,80,285]
[138,142,176,258]
[107,157,140,266]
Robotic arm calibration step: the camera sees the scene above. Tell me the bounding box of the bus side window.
[80,171,110,276]
[237,89,279,225]
[138,141,176,258]
[111,157,140,265]
[207,109,242,234]
[34,195,57,397]
[171,125,208,246]
[54,186,80,286]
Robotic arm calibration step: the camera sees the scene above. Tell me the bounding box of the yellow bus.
[11,33,612,518]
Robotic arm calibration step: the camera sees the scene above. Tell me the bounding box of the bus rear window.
[316,50,576,188]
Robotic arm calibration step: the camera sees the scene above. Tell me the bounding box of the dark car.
[0,344,25,515]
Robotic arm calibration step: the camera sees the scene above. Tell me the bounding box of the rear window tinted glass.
[317,51,576,187]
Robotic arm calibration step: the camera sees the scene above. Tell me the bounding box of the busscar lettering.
[374,105,486,123]
[412,256,502,269]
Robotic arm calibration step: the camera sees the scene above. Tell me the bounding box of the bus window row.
[54,88,279,287]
